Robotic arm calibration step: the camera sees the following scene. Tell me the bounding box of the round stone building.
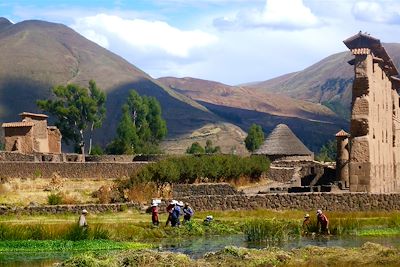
[253,124,314,161]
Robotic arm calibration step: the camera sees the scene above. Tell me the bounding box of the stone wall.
[179,193,400,211]
[0,151,35,161]
[85,155,136,162]
[173,183,243,198]
[0,203,141,215]
[2,193,400,214]
[0,162,146,179]
[267,166,296,183]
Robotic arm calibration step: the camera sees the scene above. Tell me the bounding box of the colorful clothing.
[151,206,159,225]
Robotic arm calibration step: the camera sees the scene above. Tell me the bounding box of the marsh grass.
[0,240,151,252]
[0,223,110,241]
[244,219,301,242]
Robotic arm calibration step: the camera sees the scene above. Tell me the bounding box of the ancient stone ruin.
[340,32,400,193]
[1,112,61,154]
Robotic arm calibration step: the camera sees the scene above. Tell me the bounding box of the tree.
[316,139,337,162]
[205,140,221,154]
[107,90,167,154]
[245,124,265,152]
[37,80,106,155]
[186,142,205,154]
[106,105,139,155]
[87,80,106,154]
[186,140,221,154]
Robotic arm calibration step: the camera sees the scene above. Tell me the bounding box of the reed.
[0,223,110,241]
[244,219,301,242]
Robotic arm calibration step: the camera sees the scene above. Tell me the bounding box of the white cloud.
[71,14,217,58]
[352,0,400,24]
[213,0,322,31]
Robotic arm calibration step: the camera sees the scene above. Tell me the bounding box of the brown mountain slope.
[246,43,400,118]
[158,77,348,152]
[158,77,337,122]
[0,18,219,148]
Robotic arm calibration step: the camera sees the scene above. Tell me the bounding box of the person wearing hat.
[78,209,88,228]
[165,200,176,226]
[183,203,194,223]
[302,213,311,236]
[171,201,183,227]
[151,203,159,226]
[316,209,330,235]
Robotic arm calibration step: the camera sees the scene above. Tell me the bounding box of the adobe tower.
[343,32,400,193]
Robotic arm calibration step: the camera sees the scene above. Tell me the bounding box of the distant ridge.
[245,43,400,119]
[0,18,221,149]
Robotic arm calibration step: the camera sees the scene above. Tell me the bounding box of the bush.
[120,155,270,194]
[47,192,63,205]
[90,145,104,155]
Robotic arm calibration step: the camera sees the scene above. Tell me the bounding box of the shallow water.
[1,235,400,266]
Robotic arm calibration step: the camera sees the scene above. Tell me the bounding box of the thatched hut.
[253,124,313,161]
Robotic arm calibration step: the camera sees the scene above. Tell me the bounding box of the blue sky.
[2,0,400,85]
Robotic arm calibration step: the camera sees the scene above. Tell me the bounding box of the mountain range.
[0,17,389,153]
[244,43,400,119]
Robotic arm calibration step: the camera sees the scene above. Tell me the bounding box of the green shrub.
[90,145,104,155]
[122,155,270,193]
[47,192,63,205]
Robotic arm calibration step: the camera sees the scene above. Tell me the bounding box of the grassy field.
[0,209,399,242]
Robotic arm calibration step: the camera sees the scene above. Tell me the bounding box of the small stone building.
[1,112,61,154]
[253,124,314,161]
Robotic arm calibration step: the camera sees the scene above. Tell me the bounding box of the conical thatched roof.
[254,124,312,156]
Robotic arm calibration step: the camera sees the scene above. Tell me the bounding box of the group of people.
[151,200,194,227]
[302,209,330,235]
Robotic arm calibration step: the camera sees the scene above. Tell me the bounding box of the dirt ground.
[0,177,114,206]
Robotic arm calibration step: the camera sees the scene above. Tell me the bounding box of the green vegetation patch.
[0,240,151,252]
[120,154,270,193]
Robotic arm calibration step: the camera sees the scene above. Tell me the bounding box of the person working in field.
[78,209,88,228]
[302,213,311,235]
[316,209,330,235]
[183,203,194,223]
[165,200,176,226]
[151,203,159,226]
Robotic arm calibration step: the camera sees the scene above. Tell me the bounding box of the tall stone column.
[336,130,349,188]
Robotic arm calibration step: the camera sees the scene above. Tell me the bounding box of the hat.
[206,215,213,219]
[304,214,310,218]
[171,200,178,205]
[151,203,158,207]
[178,201,184,206]
[82,209,88,214]
[317,209,322,214]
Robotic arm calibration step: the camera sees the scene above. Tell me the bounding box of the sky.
[1,0,400,85]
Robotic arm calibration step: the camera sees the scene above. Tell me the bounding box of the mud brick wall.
[179,193,400,212]
[173,183,243,198]
[0,162,146,179]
